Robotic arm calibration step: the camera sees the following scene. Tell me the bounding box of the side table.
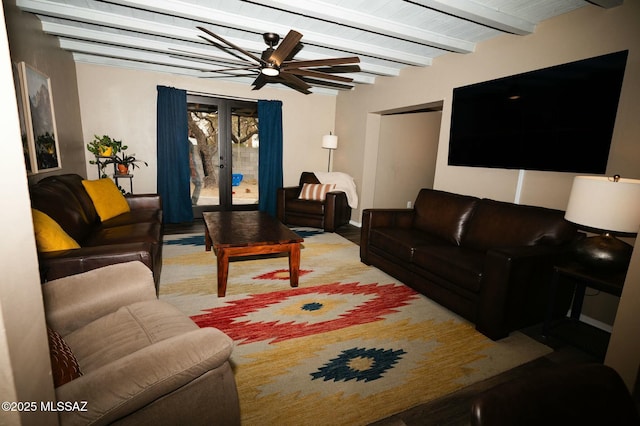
[543,262,626,360]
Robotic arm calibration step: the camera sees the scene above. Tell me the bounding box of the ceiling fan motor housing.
[263,32,280,47]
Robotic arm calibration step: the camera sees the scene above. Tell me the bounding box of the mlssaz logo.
[40,401,88,412]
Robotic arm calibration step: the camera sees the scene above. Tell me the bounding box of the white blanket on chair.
[314,172,358,209]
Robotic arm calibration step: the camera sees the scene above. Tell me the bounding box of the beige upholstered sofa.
[42,261,240,425]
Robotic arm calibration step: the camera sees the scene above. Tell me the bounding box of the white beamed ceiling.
[15,0,620,95]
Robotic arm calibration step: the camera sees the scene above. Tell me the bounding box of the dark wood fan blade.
[252,74,268,90]
[313,65,361,74]
[204,72,259,79]
[203,65,261,73]
[279,72,312,91]
[283,57,360,69]
[170,47,251,67]
[299,77,355,91]
[268,30,303,66]
[197,26,264,65]
[278,79,312,95]
[285,69,353,83]
[196,35,252,63]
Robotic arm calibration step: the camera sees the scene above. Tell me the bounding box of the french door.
[187,95,259,215]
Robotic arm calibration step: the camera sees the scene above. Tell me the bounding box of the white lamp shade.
[322,134,338,149]
[565,176,640,233]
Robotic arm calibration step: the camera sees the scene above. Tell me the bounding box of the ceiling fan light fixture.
[261,63,280,76]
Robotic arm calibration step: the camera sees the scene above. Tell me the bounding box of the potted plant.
[87,134,125,158]
[106,150,148,175]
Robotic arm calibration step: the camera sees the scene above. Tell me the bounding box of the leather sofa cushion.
[101,209,163,227]
[412,189,479,246]
[86,222,162,246]
[49,174,100,225]
[299,171,321,185]
[412,245,485,293]
[285,198,325,215]
[30,178,96,243]
[462,199,575,251]
[369,227,446,263]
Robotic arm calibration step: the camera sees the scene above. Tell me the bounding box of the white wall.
[374,112,440,208]
[75,64,338,193]
[0,5,57,425]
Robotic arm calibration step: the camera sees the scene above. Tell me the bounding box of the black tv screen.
[448,50,628,173]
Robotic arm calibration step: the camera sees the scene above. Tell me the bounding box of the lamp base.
[572,233,632,272]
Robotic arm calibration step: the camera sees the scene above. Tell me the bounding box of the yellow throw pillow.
[31,209,80,252]
[81,178,130,221]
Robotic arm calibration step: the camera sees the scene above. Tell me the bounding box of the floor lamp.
[322,132,338,172]
[564,175,640,271]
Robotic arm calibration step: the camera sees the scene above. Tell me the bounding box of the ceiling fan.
[196,26,361,94]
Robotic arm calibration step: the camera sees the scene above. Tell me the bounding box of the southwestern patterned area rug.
[159,228,552,426]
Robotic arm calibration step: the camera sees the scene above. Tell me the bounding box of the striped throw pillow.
[298,183,336,201]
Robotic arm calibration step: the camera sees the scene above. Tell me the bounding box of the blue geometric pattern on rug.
[301,302,324,312]
[289,227,324,238]
[311,347,406,383]
[164,235,205,246]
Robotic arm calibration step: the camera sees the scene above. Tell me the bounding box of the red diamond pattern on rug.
[191,282,418,345]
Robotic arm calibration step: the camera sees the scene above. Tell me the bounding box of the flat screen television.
[448,50,628,173]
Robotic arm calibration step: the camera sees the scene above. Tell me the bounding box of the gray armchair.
[42,261,240,425]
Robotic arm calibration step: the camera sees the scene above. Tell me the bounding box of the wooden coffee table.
[203,211,304,297]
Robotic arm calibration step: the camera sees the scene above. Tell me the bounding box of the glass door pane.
[187,103,220,207]
[187,95,259,214]
[230,104,259,206]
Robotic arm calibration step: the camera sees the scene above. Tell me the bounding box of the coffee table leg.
[217,249,229,297]
[289,243,301,288]
[204,226,212,251]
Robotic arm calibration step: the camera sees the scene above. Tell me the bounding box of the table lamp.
[322,132,338,172]
[564,175,640,271]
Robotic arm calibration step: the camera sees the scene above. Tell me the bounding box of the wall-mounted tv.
[448,50,628,173]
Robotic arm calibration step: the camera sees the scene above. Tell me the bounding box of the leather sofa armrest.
[323,191,350,232]
[476,245,569,340]
[281,186,302,199]
[42,261,156,335]
[56,328,234,425]
[470,363,640,426]
[38,242,155,283]
[276,186,301,222]
[360,208,415,263]
[125,193,162,210]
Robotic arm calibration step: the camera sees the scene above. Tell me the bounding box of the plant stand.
[114,173,134,194]
[94,155,135,194]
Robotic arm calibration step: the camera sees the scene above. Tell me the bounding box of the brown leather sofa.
[277,172,351,232]
[360,188,578,340]
[29,174,163,292]
[470,363,640,426]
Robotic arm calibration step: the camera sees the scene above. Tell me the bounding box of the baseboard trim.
[349,220,362,227]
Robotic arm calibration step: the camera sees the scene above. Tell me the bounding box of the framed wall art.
[12,62,34,173]
[16,62,61,173]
